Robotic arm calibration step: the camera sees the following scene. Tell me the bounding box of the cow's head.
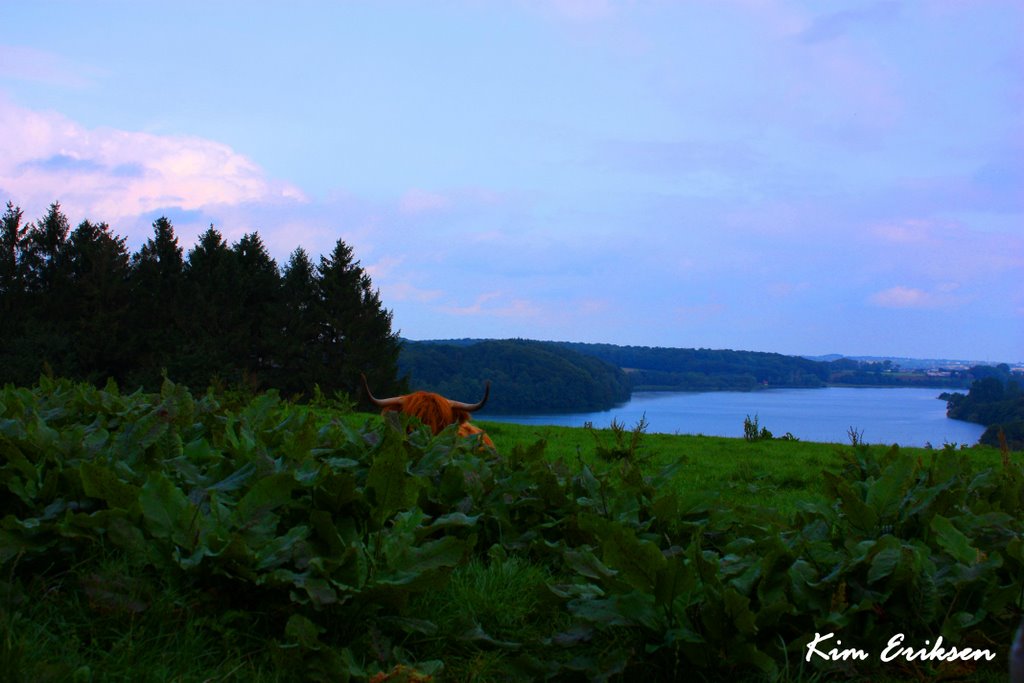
[361,374,494,447]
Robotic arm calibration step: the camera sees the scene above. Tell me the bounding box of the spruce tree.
[17,203,75,378]
[23,202,71,295]
[0,202,27,302]
[0,202,31,384]
[181,226,241,387]
[64,220,132,383]
[232,232,280,386]
[128,217,185,389]
[275,247,321,396]
[315,238,402,399]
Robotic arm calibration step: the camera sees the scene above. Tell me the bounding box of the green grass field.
[475,417,1013,515]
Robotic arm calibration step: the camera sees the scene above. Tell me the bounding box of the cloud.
[399,189,451,215]
[544,0,617,22]
[383,282,445,304]
[0,98,306,238]
[441,291,541,319]
[798,2,902,44]
[869,219,938,244]
[868,284,965,309]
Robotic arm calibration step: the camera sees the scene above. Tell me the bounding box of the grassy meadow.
[477,417,1012,516]
[2,379,1022,682]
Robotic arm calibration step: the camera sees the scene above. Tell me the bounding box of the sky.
[1,1,1021,362]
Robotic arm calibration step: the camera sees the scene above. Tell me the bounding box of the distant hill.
[398,339,631,413]
[550,341,828,391]
[803,354,1019,371]
[401,339,992,413]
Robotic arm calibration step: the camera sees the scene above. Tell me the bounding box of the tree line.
[399,339,632,413]
[538,342,831,390]
[942,364,1024,449]
[0,201,403,399]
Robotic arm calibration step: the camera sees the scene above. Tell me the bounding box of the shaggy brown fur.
[364,375,494,448]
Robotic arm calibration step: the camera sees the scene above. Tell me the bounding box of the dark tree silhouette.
[64,220,132,382]
[127,217,186,388]
[0,201,405,401]
[316,238,403,399]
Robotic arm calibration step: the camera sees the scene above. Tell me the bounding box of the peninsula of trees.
[941,364,1024,449]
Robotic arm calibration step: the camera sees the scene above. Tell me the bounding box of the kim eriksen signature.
[805,631,997,663]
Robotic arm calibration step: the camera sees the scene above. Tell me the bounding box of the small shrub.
[743,414,773,441]
[847,425,865,446]
[590,415,649,461]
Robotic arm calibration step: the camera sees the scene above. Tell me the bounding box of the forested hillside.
[399,339,631,413]
[943,364,1024,449]
[554,341,829,390]
[414,339,830,392]
[0,201,403,399]
[416,339,979,395]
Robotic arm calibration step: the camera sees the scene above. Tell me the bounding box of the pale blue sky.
[1,1,1021,361]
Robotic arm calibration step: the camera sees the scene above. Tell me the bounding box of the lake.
[485,387,986,448]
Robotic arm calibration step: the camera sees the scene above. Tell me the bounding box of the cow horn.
[448,381,490,412]
[361,373,405,408]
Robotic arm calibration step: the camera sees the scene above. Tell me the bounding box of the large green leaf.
[654,556,697,608]
[578,514,666,592]
[139,472,195,547]
[866,535,902,584]
[564,547,618,581]
[823,471,878,533]
[254,525,310,571]
[366,427,420,523]
[80,461,139,510]
[865,454,917,520]
[233,472,296,525]
[930,514,977,565]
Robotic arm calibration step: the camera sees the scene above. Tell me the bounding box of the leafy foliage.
[1,379,1021,681]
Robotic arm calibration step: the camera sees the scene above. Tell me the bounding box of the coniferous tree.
[232,232,279,386]
[128,217,185,389]
[23,202,71,295]
[17,203,75,378]
[0,202,32,384]
[315,238,402,399]
[64,220,132,383]
[275,247,321,395]
[0,201,27,302]
[181,225,241,387]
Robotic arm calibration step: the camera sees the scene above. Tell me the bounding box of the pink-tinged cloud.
[383,282,445,304]
[544,0,617,22]
[870,219,937,244]
[442,291,541,318]
[869,284,965,309]
[0,99,305,227]
[399,188,451,215]
[367,257,445,304]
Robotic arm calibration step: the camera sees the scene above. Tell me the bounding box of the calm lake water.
[485,387,986,448]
